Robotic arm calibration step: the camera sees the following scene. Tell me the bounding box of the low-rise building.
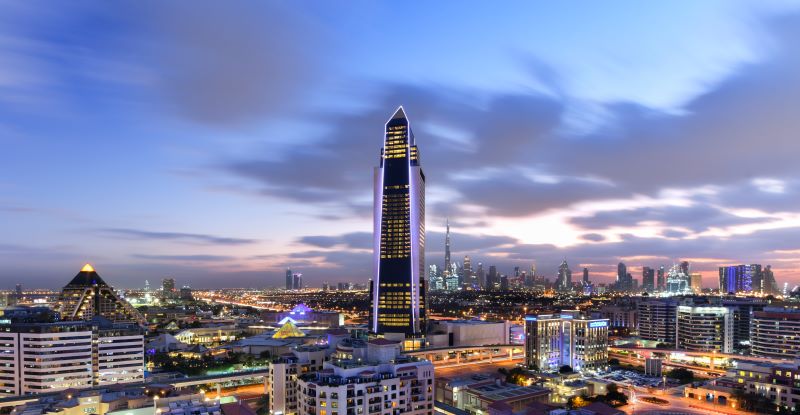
[435,374,550,414]
[427,320,510,348]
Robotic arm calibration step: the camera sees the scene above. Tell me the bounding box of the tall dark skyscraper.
[285,268,293,290]
[657,266,666,291]
[370,107,426,338]
[642,266,655,292]
[582,267,590,285]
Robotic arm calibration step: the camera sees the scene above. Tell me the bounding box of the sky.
[2,1,800,289]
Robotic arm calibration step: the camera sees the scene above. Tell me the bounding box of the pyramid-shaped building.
[57,264,146,325]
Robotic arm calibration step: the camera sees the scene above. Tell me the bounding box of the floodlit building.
[369,107,427,346]
[293,340,434,415]
[0,318,144,397]
[427,320,510,348]
[268,346,326,415]
[751,307,800,359]
[56,264,145,325]
[637,297,679,344]
[676,305,734,353]
[524,312,609,373]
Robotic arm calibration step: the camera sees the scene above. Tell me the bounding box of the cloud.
[570,204,770,233]
[132,254,236,262]
[99,228,257,246]
[297,232,372,250]
[143,2,329,125]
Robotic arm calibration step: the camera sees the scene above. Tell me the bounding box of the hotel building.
[524,312,609,372]
[0,318,144,397]
[751,307,800,359]
[676,305,734,353]
[370,107,427,345]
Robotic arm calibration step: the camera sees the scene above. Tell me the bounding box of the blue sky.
[2,1,800,289]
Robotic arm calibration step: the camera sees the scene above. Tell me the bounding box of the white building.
[0,319,144,397]
[524,312,609,373]
[268,346,326,415]
[427,320,510,348]
[676,305,733,353]
[274,339,434,415]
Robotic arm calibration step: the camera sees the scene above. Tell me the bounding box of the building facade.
[751,307,800,359]
[0,319,144,397]
[676,305,734,353]
[637,297,679,344]
[718,264,762,294]
[524,312,608,373]
[57,264,145,325]
[370,107,427,339]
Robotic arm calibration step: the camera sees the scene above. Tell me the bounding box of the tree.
[601,383,628,407]
[608,358,620,366]
[559,365,573,374]
[665,368,694,384]
[567,395,591,409]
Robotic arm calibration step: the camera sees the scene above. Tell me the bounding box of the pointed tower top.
[81,263,95,272]
[391,106,406,120]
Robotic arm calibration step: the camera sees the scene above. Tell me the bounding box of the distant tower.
[15,284,22,297]
[463,255,473,287]
[144,280,150,292]
[285,268,293,290]
[657,266,666,291]
[370,107,427,338]
[642,267,655,292]
[293,273,303,290]
[583,268,590,285]
[444,219,451,275]
[557,260,572,291]
[616,262,628,291]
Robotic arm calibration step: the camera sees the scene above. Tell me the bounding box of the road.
[618,385,748,415]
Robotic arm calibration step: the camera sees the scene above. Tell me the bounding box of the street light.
[153,395,160,415]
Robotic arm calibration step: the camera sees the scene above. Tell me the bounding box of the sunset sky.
[2,1,800,289]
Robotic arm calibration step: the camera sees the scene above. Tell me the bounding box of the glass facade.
[371,107,426,336]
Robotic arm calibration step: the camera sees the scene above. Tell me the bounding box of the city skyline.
[4,2,800,288]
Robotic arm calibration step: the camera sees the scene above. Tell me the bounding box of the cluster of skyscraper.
[284,268,303,290]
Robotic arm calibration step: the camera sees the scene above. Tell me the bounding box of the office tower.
[485,265,496,290]
[370,107,427,338]
[719,264,762,294]
[57,264,145,325]
[322,281,329,291]
[656,266,666,291]
[751,307,800,359]
[463,255,473,287]
[0,318,144,397]
[294,340,434,415]
[690,273,702,293]
[676,305,733,353]
[500,275,509,291]
[524,312,609,372]
[642,267,655,292]
[162,277,175,293]
[285,268,293,290]
[144,280,150,292]
[444,219,451,275]
[680,261,690,276]
[762,265,778,294]
[722,298,767,352]
[556,260,572,292]
[477,262,485,289]
[180,286,193,300]
[428,265,443,291]
[293,273,303,290]
[637,297,679,344]
[582,267,590,285]
[14,284,21,297]
[615,262,631,292]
